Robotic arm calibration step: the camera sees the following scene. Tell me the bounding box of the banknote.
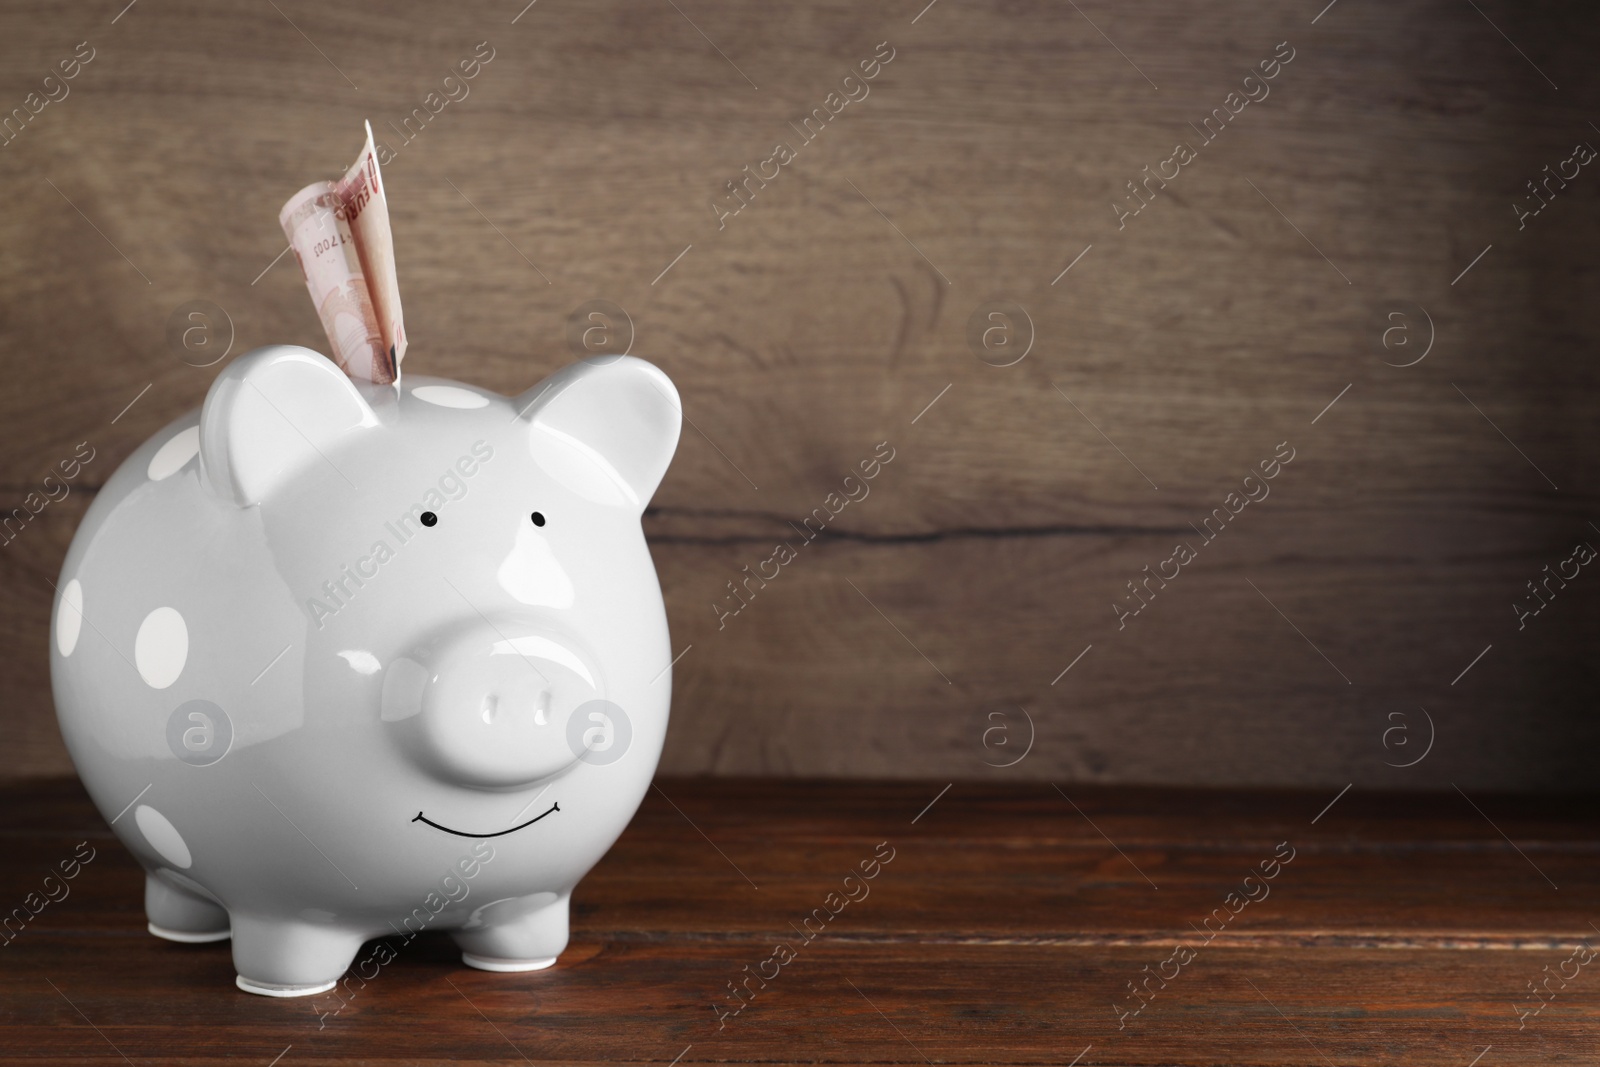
[336,121,406,376]
[278,121,406,384]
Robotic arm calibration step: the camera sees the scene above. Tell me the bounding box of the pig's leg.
[452,891,570,971]
[145,873,230,943]
[230,915,366,997]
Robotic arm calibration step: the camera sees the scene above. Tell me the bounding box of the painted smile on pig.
[412,801,561,838]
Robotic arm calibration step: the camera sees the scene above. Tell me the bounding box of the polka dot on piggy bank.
[56,578,84,657]
[134,804,193,869]
[135,607,188,689]
[411,385,489,409]
[147,426,201,481]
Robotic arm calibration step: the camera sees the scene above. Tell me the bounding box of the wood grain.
[3,778,1598,1065]
[1,0,1598,784]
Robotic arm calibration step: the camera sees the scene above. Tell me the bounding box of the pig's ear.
[199,345,379,506]
[516,356,682,510]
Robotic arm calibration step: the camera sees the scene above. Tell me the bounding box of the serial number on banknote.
[312,233,353,258]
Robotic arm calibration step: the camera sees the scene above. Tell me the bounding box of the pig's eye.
[530,511,546,527]
[420,512,438,527]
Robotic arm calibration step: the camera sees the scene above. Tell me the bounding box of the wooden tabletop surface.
[3,777,1597,1065]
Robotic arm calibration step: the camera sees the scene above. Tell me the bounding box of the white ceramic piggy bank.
[51,345,681,996]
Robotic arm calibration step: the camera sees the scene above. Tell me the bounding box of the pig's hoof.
[450,889,570,968]
[461,953,558,973]
[229,915,364,998]
[145,873,230,942]
[149,922,230,944]
[235,976,338,998]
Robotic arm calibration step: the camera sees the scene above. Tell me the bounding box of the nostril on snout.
[478,690,554,728]
[403,617,604,788]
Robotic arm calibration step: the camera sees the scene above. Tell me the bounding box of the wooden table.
[3,777,1596,1065]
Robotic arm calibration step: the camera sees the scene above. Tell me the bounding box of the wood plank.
[6,939,1592,1066]
[7,778,1597,943]
[7,493,1597,787]
[2,779,1596,1065]
[2,0,1599,786]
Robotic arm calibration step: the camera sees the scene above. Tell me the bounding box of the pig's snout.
[382,616,603,789]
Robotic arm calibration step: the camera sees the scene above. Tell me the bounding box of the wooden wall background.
[1,0,1596,789]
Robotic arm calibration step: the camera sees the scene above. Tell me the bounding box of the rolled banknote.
[278,121,405,384]
[279,181,387,382]
[336,121,406,375]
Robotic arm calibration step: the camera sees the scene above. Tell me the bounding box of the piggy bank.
[50,345,682,996]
